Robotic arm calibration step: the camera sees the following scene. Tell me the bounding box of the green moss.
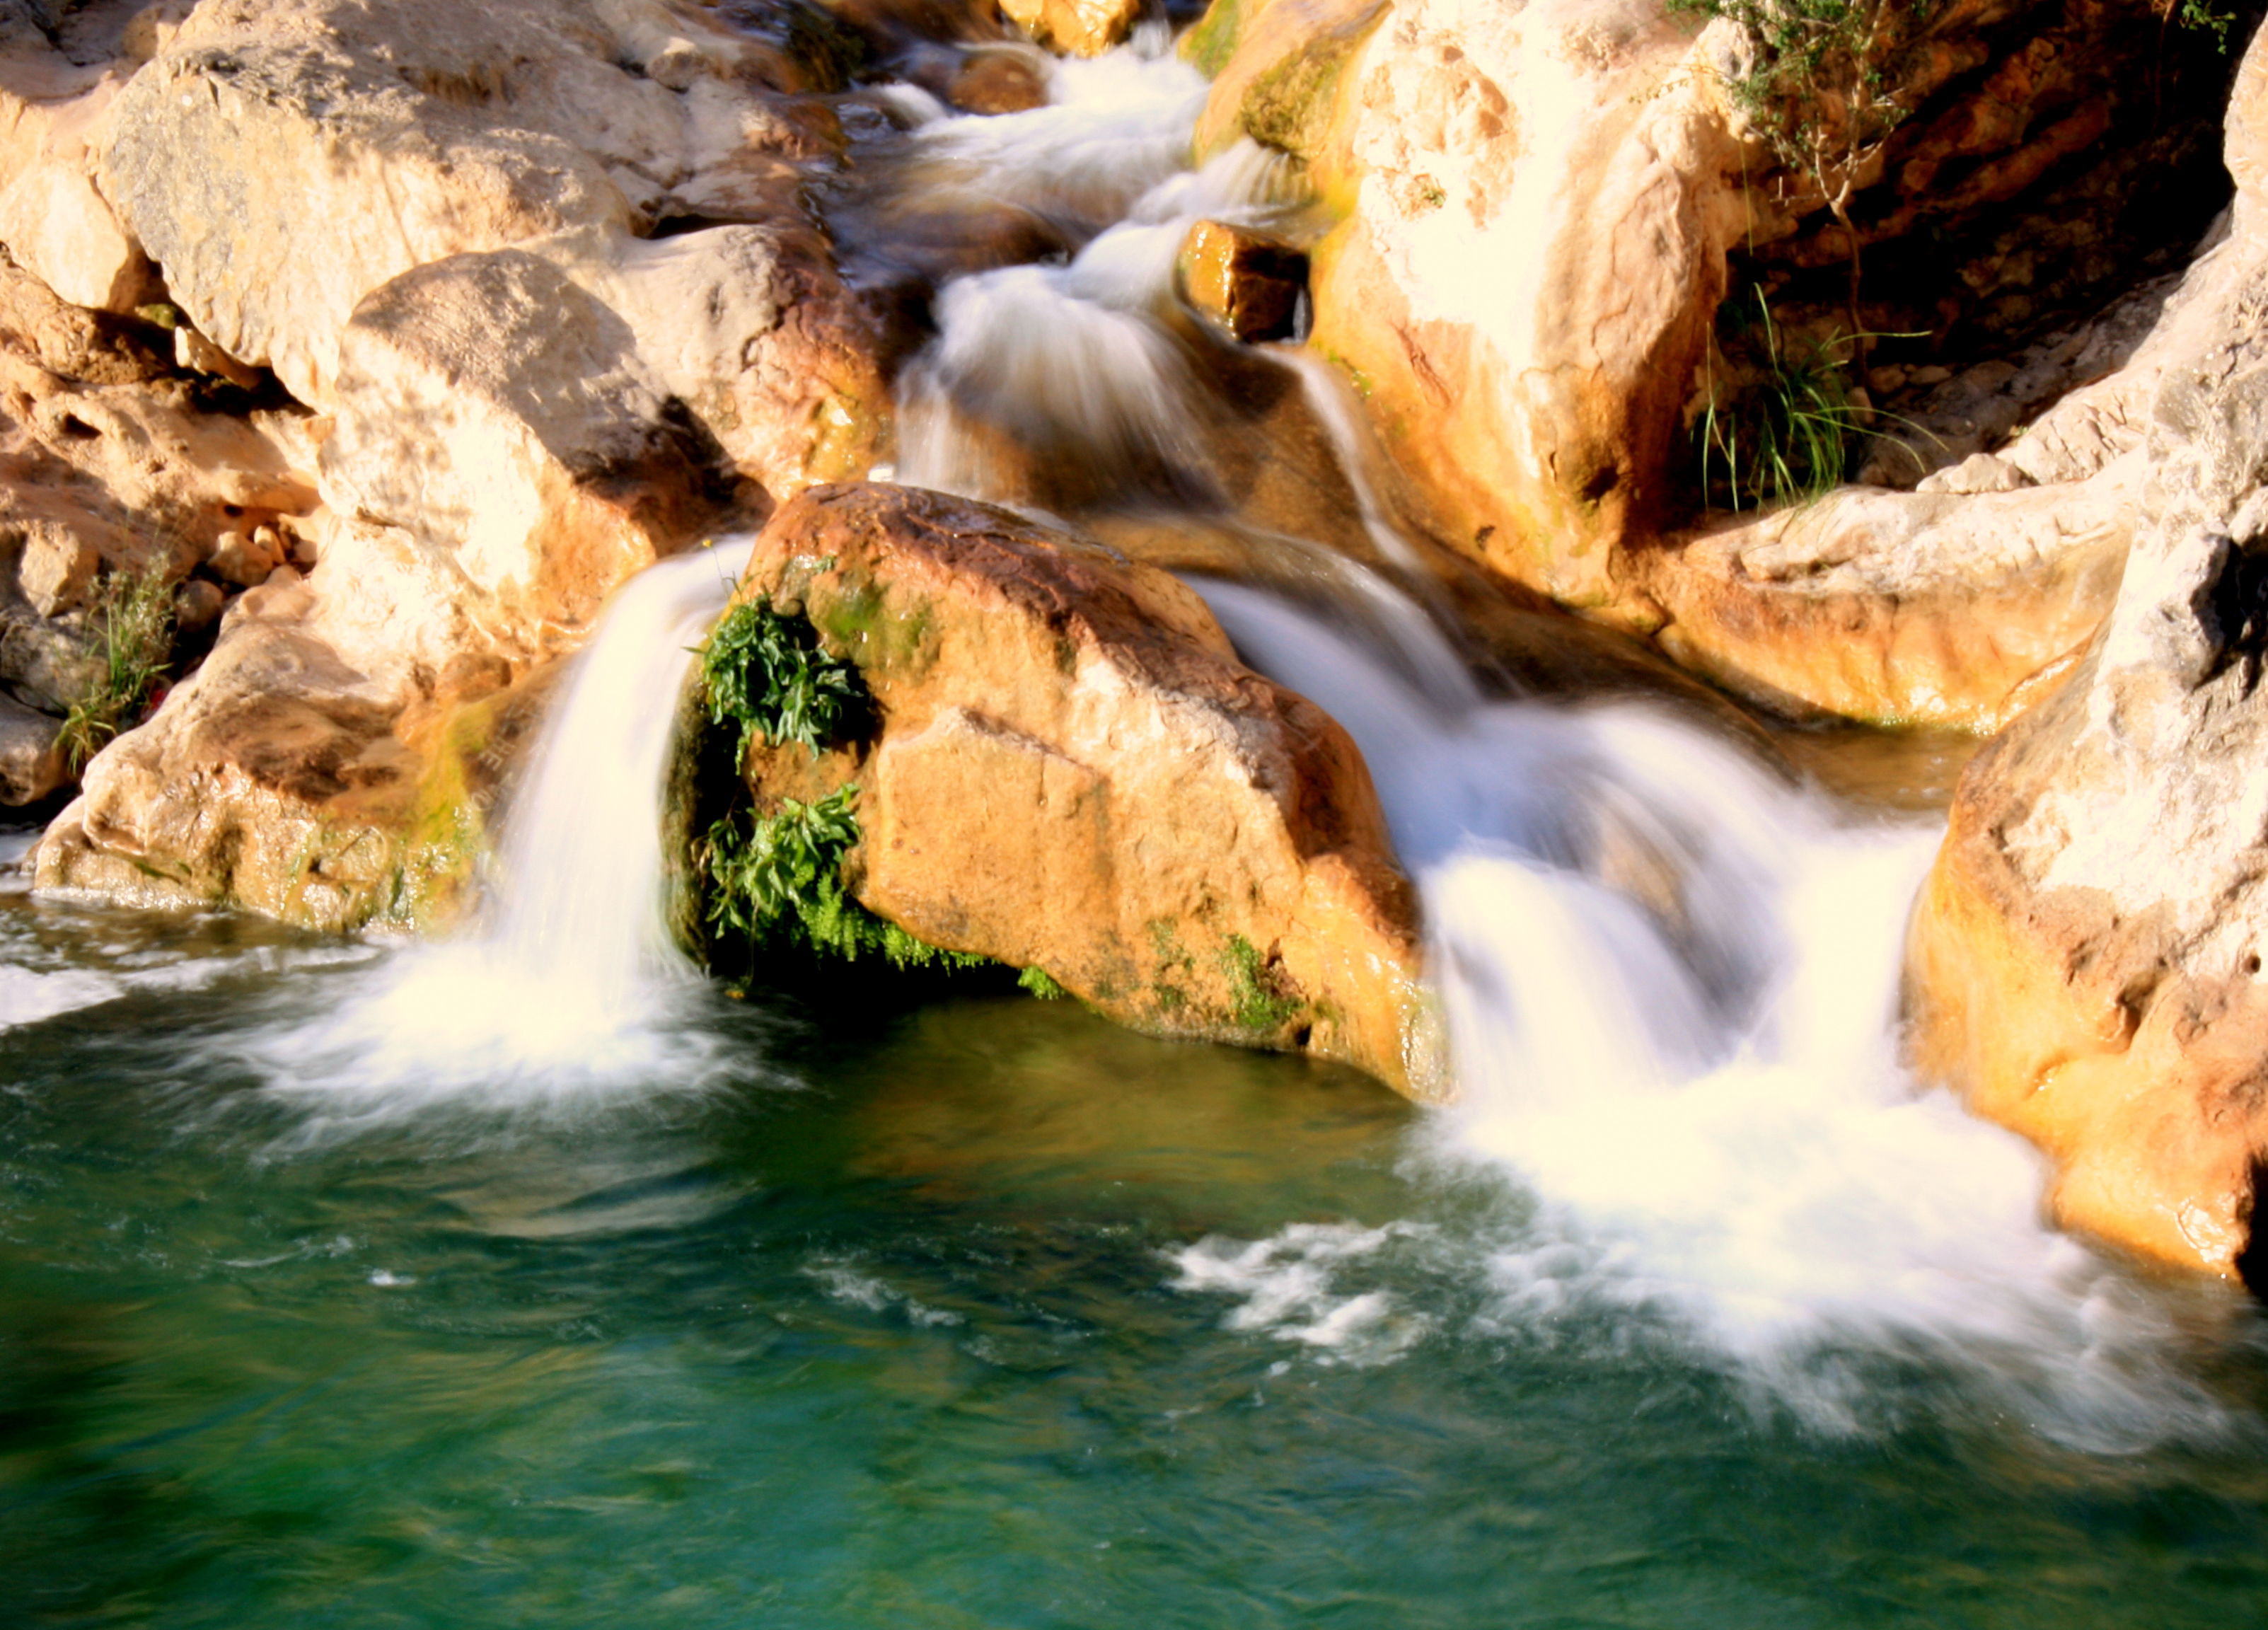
[1018,966,1071,1000]
[1241,41,1350,159]
[699,595,870,765]
[1221,933,1303,1031]
[810,578,936,678]
[1180,0,1245,76]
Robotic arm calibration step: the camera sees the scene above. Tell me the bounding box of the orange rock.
[1176,219,1308,343]
[711,483,1446,1099]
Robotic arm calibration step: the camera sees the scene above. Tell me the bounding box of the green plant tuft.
[1695,288,1933,511]
[57,561,175,773]
[698,595,869,765]
[702,785,988,974]
[1017,966,1070,1000]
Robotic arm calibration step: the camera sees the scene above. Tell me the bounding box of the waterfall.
[233,539,760,1119]
[1193,577,2229,1443]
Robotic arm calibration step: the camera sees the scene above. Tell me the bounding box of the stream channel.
[6,26,2268,1630]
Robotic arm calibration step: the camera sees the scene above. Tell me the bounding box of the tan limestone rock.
[712,483,1444,1099]
[0,686,60,804]
[15,519,98,615]
[1905,17,2268,1278]
[998,0,1139,59]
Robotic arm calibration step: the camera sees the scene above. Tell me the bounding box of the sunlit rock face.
[1907,22,2268,1282]
[687,482,1445,1098]
[28,0,891,908]
[1190,0,2242,725]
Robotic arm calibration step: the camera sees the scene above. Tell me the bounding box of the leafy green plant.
[698,596,869,766]
[702,785,988,973]
[2165,0,2236,48]
[1221,934,1301,1031]
[57,561,175,773]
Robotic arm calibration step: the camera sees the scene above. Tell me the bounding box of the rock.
[1192,0,1742,609]
[208,527,282,589]
[698,483,1444,1099]
[1176,219,1307,342]
[1638,468,2134,730]
[15,520,98,615]
[34,514,548,928]
[318,248,735,634]
[172,577,224,635]
[0,255,167,386]
[1916,451,2033,495]
[31,0,890,927]
[947,47,1047,112]
[172,325,261,391]
[0,687,61,805]
[1904,18,2268,1280]
[997,0,1138,58]
[93,0,835,408]
[0,21,156,316]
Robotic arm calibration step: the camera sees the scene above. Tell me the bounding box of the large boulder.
[1193,0,2241,724]
[1906,23,2268,1280]
[694,483,1445,1098]
[30,0,886,877]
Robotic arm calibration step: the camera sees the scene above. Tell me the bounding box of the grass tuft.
[57,562,175,773]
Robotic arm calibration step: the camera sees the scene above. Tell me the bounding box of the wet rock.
[947,46,1046,112]
[0,688,61,805]
[700,483,1445,1099]
[1176,219,1307,343]
[998,0,1138,59]
[1906,20,2268,1280]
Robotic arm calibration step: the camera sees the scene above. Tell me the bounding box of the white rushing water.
[895,33,1295,502]
[231,538,763,1125]
[1189,579,2235,1445]
[858,30,2251,1443]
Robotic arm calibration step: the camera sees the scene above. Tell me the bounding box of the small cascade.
[1196,578,2230,1443]
[234,540,760,1118]
[897,108,1295,503]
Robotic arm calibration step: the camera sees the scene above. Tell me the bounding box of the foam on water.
[1189,574,2242,1447]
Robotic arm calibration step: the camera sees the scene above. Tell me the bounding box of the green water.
[6,877,2268,1629]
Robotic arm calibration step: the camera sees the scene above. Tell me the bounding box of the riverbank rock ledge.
[1908,30,2268,1280]
[24,0,894,915]
[706,483,1446,1099]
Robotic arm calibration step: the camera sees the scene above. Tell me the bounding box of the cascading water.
[872,39,2245,1445]
[227,539,763,1123]
[1189,581,2233,1445]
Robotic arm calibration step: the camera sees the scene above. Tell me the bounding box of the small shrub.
[698,596,869,765]
[57,561,175,772]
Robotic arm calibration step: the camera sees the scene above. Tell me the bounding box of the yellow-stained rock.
[713,482,1446,1099]
[999,0,1138,58]
[1176,219,1308,342]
